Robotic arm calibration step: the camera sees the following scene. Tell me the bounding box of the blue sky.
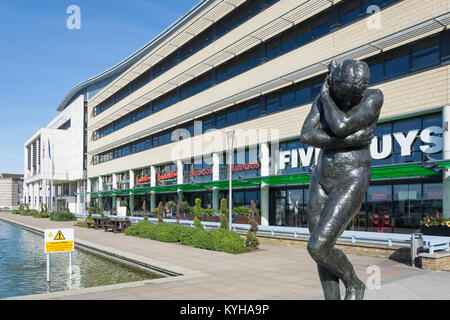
[0,0,198,174]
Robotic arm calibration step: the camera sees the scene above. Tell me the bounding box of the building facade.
[23,95,88,213]
[31,0,450,234]
[0,173,24,209]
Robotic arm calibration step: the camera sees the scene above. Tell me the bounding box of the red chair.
[370,214,381,232]
[381,214,391,233]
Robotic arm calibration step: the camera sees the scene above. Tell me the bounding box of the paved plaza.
[1,212,449,300]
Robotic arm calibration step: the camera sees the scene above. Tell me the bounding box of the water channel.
[0,220,163,299]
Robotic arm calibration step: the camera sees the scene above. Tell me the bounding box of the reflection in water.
[0,221,163,299]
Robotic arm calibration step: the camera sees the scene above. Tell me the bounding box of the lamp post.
[226,130,235,231]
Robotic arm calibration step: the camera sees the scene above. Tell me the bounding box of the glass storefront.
[269,187,308,228]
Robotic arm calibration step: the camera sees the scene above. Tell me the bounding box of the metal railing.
[75,213,450,253]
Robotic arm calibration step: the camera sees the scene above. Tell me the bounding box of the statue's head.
[328,59,370,109]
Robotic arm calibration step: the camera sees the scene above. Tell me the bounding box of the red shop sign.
[191,167,213,177]
[158,170,177,181]
[136,175,151,184]
[231,161,260,172]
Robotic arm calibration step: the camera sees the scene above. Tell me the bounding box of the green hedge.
[49,211,77,221]
[125,221,251,254]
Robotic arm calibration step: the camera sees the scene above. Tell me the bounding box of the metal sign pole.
[69,252,72,281]
[46,253,50,285]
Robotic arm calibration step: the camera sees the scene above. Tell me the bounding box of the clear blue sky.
[0,0,199,174]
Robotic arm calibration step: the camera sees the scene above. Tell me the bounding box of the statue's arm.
[301,97,375,149]
[322,87,383,138]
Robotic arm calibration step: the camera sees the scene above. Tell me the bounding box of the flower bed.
[420,216,450,236]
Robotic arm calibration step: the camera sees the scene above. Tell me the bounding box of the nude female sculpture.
[300,59,384,300]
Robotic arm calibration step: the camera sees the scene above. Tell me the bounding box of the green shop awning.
[371,163,442,180]
[89,161,450,197]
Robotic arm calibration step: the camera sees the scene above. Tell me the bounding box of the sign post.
[44,229,74,285]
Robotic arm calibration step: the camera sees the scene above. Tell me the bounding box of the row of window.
[93,0,403,139]
[92,30,448,166]
[94,0,280,116]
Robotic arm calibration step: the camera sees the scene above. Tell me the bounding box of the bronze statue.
[300,59,383,300]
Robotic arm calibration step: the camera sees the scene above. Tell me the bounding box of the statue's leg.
[307,167,370,300]
[307,173,340,300]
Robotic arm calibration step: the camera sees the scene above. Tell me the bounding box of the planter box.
[234,215,261,225]
[179,214,261,225]
[420,226,450,237]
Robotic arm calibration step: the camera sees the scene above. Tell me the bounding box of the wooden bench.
[104,220,121,233]
[87,221,96,229]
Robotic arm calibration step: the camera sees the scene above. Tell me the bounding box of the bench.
[87,221,96,229]
[104,220,121,233]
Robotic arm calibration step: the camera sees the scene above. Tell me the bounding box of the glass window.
[393,184,422,233]
[281,88,295,109]
[423,183,443,218]
[227,110,238,125]
[237,107,248,122]
[411,37,440,71]
[367,185,392,233]
[366,54,384,85]
[266,94,280,114]
[385,46,409,79]
[362,0,384,15]
[248,102,260,119]
[281,28,296,53]
[312,12,330,39]
[295,83,310,105]
[339,0,361,26]
[296,24,311,47]
[266,36,280,60]
[216,114,226,129]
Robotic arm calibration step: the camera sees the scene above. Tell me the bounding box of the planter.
[202,215,220,222]
[233,215,261,225]
[420,226,450,237]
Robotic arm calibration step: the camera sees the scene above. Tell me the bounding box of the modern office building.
[0,173,24,209]
[31,0,449,234]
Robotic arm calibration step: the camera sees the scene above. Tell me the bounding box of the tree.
[245,200,259,250]
[176,201,181,224]
[219,198,229,230]
[99,200,104,217]
[193,198,203,229]
[167,201,176,217]
[157,202,164,223]
[141,200,146,217]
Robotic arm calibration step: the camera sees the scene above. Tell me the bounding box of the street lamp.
[226,130,235,231]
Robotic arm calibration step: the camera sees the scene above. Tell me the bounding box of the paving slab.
[1,212,448,300]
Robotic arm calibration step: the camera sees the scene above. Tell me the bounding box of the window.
[266,36,281,60]
[385,46,409,79]
[339,0,361,26]
[248,102,260,119]
[281,88,295,109]
[281,28,296,54]
[411,37,440,71]
[216,114,226,129]
[296,24,311,47]
[312,12,330,39]
[227,110,238,126]
[266,94,280,114]
[295,83,310,105]
[367,55,384,84]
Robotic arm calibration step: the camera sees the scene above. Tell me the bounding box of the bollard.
[410,233,423,267]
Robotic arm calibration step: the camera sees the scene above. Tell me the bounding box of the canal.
[0,220,163,299]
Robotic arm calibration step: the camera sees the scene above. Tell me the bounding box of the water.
[0,221,163,299]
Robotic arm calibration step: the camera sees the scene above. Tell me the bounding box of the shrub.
[192,198,203,229]
[12,210,21,215]
[245,200,259,250]
[219,198,228,230]
[125,220,250,254]
[157,202,164,223]
[50,211,77,221]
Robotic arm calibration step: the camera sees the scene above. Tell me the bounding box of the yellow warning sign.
[44,229,74,253]
[46,241,74,253]
[54,230,66,241]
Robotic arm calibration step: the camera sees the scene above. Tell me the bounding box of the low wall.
[419,253,450,271]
